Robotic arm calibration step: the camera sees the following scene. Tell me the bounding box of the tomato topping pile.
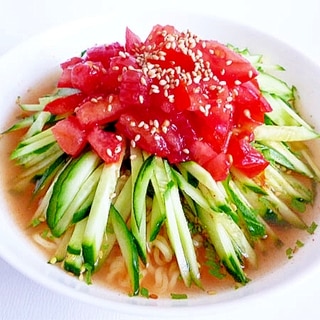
[47,25,272,181]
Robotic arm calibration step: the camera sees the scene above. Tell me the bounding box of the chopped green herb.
[140,287,149,298]
[307,221,318,234]
[170,293,188,300]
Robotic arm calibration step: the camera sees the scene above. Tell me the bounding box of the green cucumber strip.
[263,92,314,130]
[261,141,314,178]
[131,155,155,264]
[133,155,155,227]
[257,72,293,101]
[164,164,201,287]
[52,164,103,237]
[64,253,84,276]
[49,227,73,263]
[33,153,68,194]
[231,168,267,195]
[24,111,52,138]
[67,218,88,255]
[149,157,168,241]
[11,128,56,160]
[196,206,249,284]
[47,151,101,232]
[21,142,63,168]
[178,161,236,216]
[3,113,41,134]
[172,169,214,212]
[254,125,319,142]
[110,205,140,296]
[94,175,133,271]
[264,165,312,203]
[225,179,266,238]
[19,96,56,112]
[82,157,122,267]
[164,180,192,287]
[261,188,306,228]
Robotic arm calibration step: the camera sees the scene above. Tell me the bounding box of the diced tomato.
[228,134,269,177]
[87,126,124,163]
[200,40,258,85]
[189,140,231,181]
[85,42,124,68]
[44,93,86,115]
[125,27,142,54]
[52,116,87,157]
[70,61,108,95]
[233,79,272,128]
[119,69,151,109]
[116,110,195,163]
[144,24,180,49]
[101,54,140,93]
[187,86,234,154]
[76,94,126,127]
[57,57,83,88]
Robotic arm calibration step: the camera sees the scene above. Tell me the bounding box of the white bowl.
[1,9,320,319]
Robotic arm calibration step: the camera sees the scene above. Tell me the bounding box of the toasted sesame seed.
[116,135,123,141]
[106,148,113,157]
[119,51,127,58]
[159,79,167,86]
[139,95,144,104]
[130,121,136,127]
[162,126,168,134]
[138,121,145,128]
[140,76,147,86]
[243,109,251,118]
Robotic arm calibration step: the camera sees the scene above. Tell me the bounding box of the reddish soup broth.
[0,85,319,299]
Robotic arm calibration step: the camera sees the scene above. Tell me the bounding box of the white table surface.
[1,0,320,319]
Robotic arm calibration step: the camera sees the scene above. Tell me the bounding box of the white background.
[0,0,320,319]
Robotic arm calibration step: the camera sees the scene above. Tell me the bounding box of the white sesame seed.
[90,98,98,103]
[139,95,144,104]
[159,79,167,86]
[234,79,242,85]
[106,148,113,157]
[107,104,112,112]
[138,121,145,128]
[153,119,159,128]
[116,135,123,141]
[140,76,147,86]
[119,51,127,58]
[182,148,190,154]
[134,134,141,142]
[248,70,253,78]
[220,68,226,76]
[131,140,136,148]
[130,121,136,127]
[226,60,233,66]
